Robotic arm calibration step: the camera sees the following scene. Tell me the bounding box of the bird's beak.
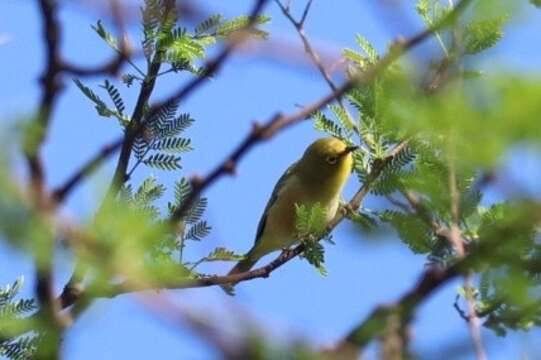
[341,145,358,156]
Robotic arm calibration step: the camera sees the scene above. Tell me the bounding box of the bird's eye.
[326,155,338,165]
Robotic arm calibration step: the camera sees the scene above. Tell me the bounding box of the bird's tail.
[228,255,258,276]
[220,250,260,296]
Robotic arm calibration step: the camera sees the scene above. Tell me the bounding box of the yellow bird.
[228,136,357,276]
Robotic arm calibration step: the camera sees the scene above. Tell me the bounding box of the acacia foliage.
[0,0,541,358]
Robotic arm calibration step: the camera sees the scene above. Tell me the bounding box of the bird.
[227,136,357,278]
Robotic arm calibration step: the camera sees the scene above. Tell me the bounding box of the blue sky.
[1,0,541,359]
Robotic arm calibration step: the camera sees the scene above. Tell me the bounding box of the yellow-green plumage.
[228,137,356,276]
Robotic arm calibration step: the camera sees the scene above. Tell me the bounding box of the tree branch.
[274,0,355,129]
[51,140,410,310]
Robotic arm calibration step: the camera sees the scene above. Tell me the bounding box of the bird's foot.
[339,202,355,219]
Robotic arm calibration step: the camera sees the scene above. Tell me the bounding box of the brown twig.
[274,0,355,129]
[61,0,130,77]
[333,261,462,357]
[29,1,66,357]
[448,152,487,360]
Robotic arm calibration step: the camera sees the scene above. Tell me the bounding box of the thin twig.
[448,153,487,360]
[274,0,355,130]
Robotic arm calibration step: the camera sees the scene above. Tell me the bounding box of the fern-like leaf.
[195,14,224,35]
[216,15,270,39]
[203,247,243,262]
[184,221,211,241]
[151,137,192,153]
[100,80,125,116]
[464,16,507,55]
[381,210,434,254]
[355,34,378,63]
[143,153,182,170]
[313,111,344,139]
[133,176,166,206]
[158,113,194,138]
[174,178,192,205]
[185,197,208,224]
[133,137,149,161]
[92,20,118,50]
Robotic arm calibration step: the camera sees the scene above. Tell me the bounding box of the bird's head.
[297,137,357,183]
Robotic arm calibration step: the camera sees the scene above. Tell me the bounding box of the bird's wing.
[253,161,298,246]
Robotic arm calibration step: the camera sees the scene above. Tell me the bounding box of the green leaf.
[302,241,326,275]
[195,14,224,35]
[329,104,355,133]
[100,80,125,116]
[151,137,192,153]
[203,247,243,262]
[313,111,344,139]
[173,178,192,205]
[415,0,451,27]
[143,153,182,170]
[348,85,376,120]
[185,197,208,224]
[464,16,507,55]
[416,0,430,20]
[342,48,368,68]
[350,211,379,232]
[381,210,434,254]
[158,113,194,139]
[355,35,378,63]
[92,20,118,50]
[184,220,211,241]
[133,176,166,207]
[74,79,128,126]
[370,169,408,196]
[295,203,327,238]
[162,27,206,63]
[216,15,270,39]
[142,0,163,34]
[73,79,113,117]
[133,136,149,161]
[0,335,39,360]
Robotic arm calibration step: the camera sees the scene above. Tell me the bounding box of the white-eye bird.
[228,136,357,276]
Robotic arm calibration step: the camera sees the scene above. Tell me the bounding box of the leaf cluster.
[312,1,541,339]
[0,278,38,360]
[295,203,333,275]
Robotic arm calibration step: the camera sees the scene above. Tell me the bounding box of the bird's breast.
[259,174,340,252]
